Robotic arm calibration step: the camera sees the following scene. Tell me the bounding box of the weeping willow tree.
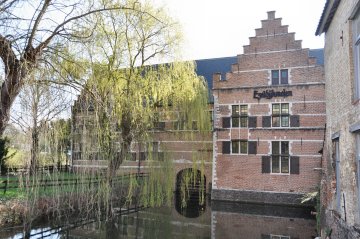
[78,0,211,209]
[0,1,210,234]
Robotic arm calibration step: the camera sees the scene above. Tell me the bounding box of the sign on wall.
[253,89,293,99]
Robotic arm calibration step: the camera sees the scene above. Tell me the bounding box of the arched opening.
[175,168,206,218]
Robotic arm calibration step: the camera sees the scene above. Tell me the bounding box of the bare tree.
[0,0,143,135]
[11,69,71,174]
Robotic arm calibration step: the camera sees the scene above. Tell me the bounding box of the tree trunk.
[105,111,132,217]
[107,111,132,179]
[0,35,37,136]
[30,126,39,175]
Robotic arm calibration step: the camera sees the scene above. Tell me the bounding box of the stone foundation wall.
[211,188,314,207]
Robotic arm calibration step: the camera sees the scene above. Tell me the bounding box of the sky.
[152,0,326,60]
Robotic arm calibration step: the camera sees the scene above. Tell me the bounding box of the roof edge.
[316,0,341,36]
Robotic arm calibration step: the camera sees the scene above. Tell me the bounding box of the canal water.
[1,198,317,239]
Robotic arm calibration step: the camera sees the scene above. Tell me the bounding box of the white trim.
[214,82,325,91]
[216,139,324,143]
[243,48,303,56]
[218,100,326,107]
[232,64,320,74]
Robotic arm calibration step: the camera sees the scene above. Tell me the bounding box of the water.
[1,198,317,239]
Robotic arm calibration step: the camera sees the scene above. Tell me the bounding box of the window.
[333,139,341,211]
[271,69,288,85]
[353,10,360,100]
[209,110,214,130]
[232,105,248,127]
[272,103,289,127]
[232,140,248,154]
[270,235,290,239]
[271,141,289,174]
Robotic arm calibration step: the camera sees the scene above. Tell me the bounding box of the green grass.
[0,172,136,200]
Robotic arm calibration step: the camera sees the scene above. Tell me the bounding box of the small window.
[271,70,279,85]
[209,110,214,130]
[271,235,290,239]
[271,141,290,174]
[232,140,248,154]
[272,103,289,127]
[271,69,288,85]
[232,105,248,128]
[281,69,288,84]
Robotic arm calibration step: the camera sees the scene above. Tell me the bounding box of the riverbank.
[0,198,26,226]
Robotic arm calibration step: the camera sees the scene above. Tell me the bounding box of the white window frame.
[271,69,288,85]
[271,141,290,175]
[231,104,248,128]
[270,234,290,239]
[231,140,248,155]
[271,103,290,128]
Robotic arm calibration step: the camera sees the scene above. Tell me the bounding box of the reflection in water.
[2,198,316,239]
[175,168,206,218]
[211,201,317,239]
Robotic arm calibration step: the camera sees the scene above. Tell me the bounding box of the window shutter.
[159,122,165,130]
[131,153,137,161]
[261,156,271,173]
[290,156,300,174]
[222,141,231,154]
[222,117,231,128]
[173,121,179,130]
[290,115,300,127]
[262,116,271,128]
[261,234,271,239]
[140,152,146,161]
[248,116,257,128]
[248,141,257,154]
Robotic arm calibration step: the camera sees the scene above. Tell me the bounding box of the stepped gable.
[243,11,302,54]
[213,11,323,89]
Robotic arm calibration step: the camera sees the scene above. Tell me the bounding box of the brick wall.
[212,11,325,204]
[319,0,360,233]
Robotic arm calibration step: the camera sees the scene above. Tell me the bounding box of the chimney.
[267,11,275,20]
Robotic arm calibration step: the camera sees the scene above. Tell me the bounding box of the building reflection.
[211,200,317,239]
[3,198,317,238]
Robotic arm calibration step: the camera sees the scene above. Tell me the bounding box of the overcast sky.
[153,0,326,60]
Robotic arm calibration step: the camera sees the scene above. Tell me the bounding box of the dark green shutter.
[262,156,271,173]
[140,152,146,161]
[290,115,300,127]
[248,116,257,128]
[290,156,300,174]
[222,117,231,128]
[222,141,231,154]
[262,116,271,128]
[248,141,257,154]
[261,234,271,239]
[131,153,136,161]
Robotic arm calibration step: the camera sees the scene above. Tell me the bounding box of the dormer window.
[271,69,288,85]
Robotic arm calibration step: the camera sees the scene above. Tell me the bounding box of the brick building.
[316,0,360,238]
[71,57,239,193]
[211,11,325,206]
[71,11,325,206]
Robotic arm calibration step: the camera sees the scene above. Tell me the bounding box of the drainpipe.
[343,193,347,222]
